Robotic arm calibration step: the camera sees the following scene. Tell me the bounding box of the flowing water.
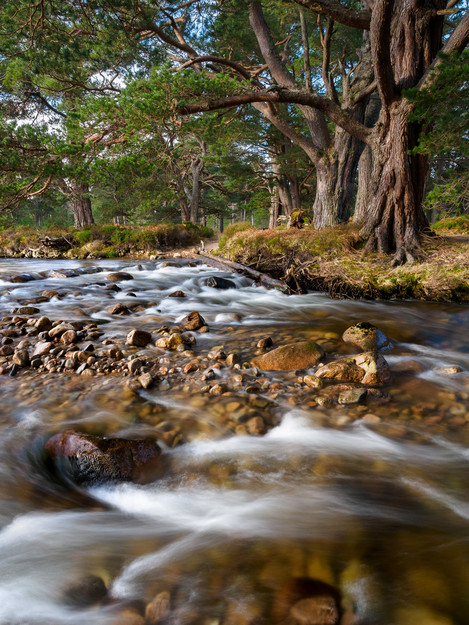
[0,257,468,625]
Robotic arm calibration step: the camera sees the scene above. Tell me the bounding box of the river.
[0,257,468,625]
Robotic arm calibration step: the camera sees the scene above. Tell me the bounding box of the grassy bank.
[0,223,213,259]
[217,220,469,302]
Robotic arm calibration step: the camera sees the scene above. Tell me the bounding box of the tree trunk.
[354,94,381,224]
[72,182,94,228]
[354,144,372,225]
[179,197,190,222]
[312,132,364,229]
[364,101,429,263]
[288,175,302,210]
[269,186,280,228]
[190,156,202,224]
[362,0,446,263]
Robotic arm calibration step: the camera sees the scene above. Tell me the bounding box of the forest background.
[0,0,468,268]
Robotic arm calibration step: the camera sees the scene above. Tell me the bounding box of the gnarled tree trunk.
[365,102,429,261]
[71,182,94,228]
[362,0,446,262]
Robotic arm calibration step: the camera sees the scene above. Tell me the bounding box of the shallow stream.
[0,257,468,625]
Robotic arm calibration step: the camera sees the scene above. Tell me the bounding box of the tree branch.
[176,55,263,86]
[299,9,313,90]
[288,0,371,30]
[24,90,66,118]
[178,88,372,144]
[319,17,338,102]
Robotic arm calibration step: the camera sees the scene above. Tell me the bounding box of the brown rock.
[32,341,53,357]
[126,329,152,347]
[338,388,367,405]
[109,303,131,315]
[315,360,364,384]
[315,352,391,386]
[342,322,390,351]
[106,272,134,282]
[42,290,60,299]
[246,416,266,435]
[257,337,273,349]
[303,375,323,389]
[18,306,40,315]
[354,352,391,385]
[251,341,324,371]
[168,290,186,298]
[290,597,340,625]
[138,372,154,389]
[391,359,426,374]
[209,383,226,395]
[167,333,185,350]
[183,361,198,374]
[155,337,169,349]
[182,311,206,331]
[49,322,75,339]
[12,350,30,367]
[44,430,162,484]
[145,590,171,624]
[0,345,14,356]
[273,578,341,624]
[128,358,144,375]
[0,329,18,337]
[35,316,52,331]
[61,330,78,345]
[225,353,239,366]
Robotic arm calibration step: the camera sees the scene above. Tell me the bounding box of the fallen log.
[195,252,292,294]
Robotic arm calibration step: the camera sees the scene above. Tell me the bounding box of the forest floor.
[214,225,469,302]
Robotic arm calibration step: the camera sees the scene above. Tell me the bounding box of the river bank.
[216,223,469,303]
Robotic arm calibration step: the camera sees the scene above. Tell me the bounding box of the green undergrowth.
[0,223,213,258]
[432,215,469,234]
[218,225,469,302]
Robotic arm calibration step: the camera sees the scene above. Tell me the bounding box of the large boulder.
[342,322,391,351]
[44,430,162,485]
[315,351,391,386]
[251,341,324,371]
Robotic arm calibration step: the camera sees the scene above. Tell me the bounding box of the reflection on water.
[0,258,468,625]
